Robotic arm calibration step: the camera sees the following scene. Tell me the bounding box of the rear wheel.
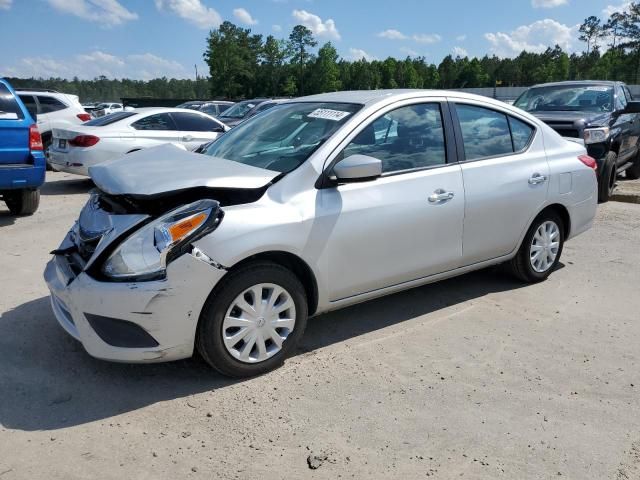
[196,261,308,378]
[4,189,40,215]
[598,152,617,203]
[509,211,564,283]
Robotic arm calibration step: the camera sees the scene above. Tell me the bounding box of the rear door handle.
[428,189,455,203]
[528,173,547,185]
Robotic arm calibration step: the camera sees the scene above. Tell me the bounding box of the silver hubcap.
[530,220,560,273]
[222,283,296,364]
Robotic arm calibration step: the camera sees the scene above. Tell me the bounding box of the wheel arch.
[534,203,571,240]
[226,251,319,316]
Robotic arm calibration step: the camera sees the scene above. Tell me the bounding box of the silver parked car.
[44,90,598,377]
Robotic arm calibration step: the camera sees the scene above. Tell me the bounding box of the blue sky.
[0,0,630,80]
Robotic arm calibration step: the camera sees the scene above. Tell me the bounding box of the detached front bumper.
[44,249,227,363]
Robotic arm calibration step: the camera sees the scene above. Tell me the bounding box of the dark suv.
[514,80,640,202]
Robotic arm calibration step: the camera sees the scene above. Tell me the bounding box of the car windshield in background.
[202,102,362,173]
[514,85,614,113]
[84,111,137,126]
[219,100,260,119]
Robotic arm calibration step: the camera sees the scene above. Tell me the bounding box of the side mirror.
[623,101,640,114]
[332,154,382,183]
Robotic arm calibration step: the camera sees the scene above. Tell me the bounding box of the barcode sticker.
[308,109,351,121]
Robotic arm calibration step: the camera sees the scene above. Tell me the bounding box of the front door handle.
[528,173,547,185]
[428,189,455,203]
[182,135,193,142]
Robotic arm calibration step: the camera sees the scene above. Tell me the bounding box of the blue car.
[0,78,46,215]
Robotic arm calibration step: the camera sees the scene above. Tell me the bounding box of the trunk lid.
[89,143,280,197]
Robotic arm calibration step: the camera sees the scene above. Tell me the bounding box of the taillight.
[69,135,100,147]
[77,113,91,122]
[29,124,43,151]
[578,154,597,171]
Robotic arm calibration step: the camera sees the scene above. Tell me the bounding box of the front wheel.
[4,189,40,215]
[196,262,308,378]
[509,211,564,283]
[598,152,618,203]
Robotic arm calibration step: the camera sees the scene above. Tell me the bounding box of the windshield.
[514,85,614,112]
[219,100,261,119]
[84,111,137,126]
[202,102,362,173]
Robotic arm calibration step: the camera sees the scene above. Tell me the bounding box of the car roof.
[527,80,619,88]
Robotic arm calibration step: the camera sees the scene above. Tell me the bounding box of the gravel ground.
[1,172,639,479]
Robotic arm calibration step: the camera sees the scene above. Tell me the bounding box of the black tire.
[4,189,40,215]
[626,153,640,180]
[509,210,564,283]
[42,133,53,170]
[196,261,308,378]
[598,151,618,203]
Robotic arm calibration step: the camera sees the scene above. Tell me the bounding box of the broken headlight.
[102,199,221,281]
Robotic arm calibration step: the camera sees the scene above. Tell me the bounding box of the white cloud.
[603,1,631,16]
[292,9,340,40]
[1,51,189,80]
[400,46,419,57]
[485,19,577,57]
[452,46,468,57]
[348,48,376,61]
[155,0,221,29]
[378,29,408,40]
[532,0,568,8]
[272,24,282,32]
[412,33,442,44]
[46,0,138,26]
[233,7,257,25]
[0,0,12,10]
[456,34,467,42]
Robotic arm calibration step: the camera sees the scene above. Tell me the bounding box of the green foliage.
[11,4,640,102]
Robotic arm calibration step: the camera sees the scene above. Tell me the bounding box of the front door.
[321,101,465,301]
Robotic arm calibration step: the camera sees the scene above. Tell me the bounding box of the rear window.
[85,111,137,126]
[0,84,24,120]
[37,95,67,114]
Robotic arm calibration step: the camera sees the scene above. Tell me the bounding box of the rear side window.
[170,112,220,132]
[455,104,512,160]
[0,84,24,120]
[509,117,534,151]
[18,95,37,117]
[132,113,177,131]
[37,95,67,114]
[218,104,231,114]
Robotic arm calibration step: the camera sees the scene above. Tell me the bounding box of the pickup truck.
[0,78,46,215]
[514,80,640,202]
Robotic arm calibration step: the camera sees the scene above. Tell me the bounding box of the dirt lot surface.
[1,171,640,479]
[614,175,640,204]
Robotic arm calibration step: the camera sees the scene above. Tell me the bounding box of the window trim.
[449,101,537,164]
[317,98,458,188]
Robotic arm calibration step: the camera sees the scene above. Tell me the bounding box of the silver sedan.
[44,90,598,377]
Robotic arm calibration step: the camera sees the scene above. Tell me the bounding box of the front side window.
[37,95,67,114]
[132,113,177,131]
[456,104,513,160]
[341,103,447,174]
[170,112,220,132]
[202,102,361,173]
[616,85,628,110]
[219,100,260,119]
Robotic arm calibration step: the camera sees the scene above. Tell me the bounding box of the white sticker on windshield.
[308,108,351,121]
[586,86,609,92]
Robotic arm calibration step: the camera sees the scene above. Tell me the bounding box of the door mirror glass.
[623,100,640,114]
[333,154,382,182]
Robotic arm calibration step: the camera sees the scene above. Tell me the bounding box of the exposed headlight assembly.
[102,199,222,281]
[583,127,610,145]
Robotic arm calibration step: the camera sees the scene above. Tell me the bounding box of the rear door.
[0,82,30,165]
[450,100,548,265]
[170,111,225,149]
[130,113,180,145]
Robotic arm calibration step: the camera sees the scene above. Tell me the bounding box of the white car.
[49,108,229,176]
[93,102,123,117]
[16,89,91,154]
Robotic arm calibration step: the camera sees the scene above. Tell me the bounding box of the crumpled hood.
[89,144,280,196]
